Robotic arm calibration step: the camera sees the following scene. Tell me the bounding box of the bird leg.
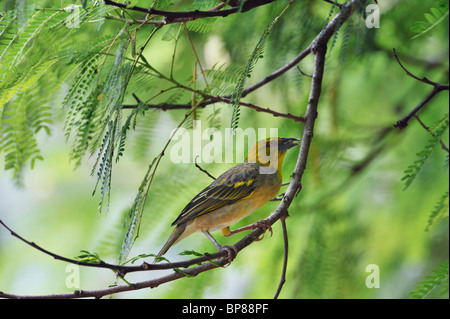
[202,230,237,264]
[221,220,273,241]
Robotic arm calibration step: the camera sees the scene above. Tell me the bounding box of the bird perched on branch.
[155,137,300,263]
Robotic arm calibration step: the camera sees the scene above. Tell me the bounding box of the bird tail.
[153,224,186,263]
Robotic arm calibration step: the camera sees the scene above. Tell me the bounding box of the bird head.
[246,137,300,174]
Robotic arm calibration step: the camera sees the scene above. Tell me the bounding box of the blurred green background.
[0,0,448,298]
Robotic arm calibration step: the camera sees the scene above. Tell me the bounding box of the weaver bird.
[155,137,299,262]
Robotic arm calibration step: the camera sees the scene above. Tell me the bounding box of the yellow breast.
[192,172,281,233]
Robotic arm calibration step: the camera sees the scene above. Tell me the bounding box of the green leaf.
[424,13,437,24]
[126,0,140,8]
[229,1,292,130]
[117,158,157,264]
[179,250,204,257]
[89,36,133,215]
[411,2,449,39]
[74,250,101,264]
[426,190,449,231]
[173,268,196,277]
[410,261,449,299]
[402,114,449,189]
[0,9,63,69]
[179,250,220,266]
[0,91,52,184]
[121,253,160,265]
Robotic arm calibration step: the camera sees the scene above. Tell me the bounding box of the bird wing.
[171,163,260,226]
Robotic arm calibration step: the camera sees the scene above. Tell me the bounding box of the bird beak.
[279,138,300,153]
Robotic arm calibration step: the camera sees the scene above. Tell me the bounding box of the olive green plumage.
[155,137,299,260]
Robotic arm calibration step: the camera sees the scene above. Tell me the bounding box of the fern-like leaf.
[0,51,58,110]
[230,32,267,130]
[90,38,132,215]
[229,3,291,130]
[115,102,148,163]
[0,96,51,184]
[69,85,105,168]
[64,54,103,141]
[205,63,243,96]
[426,190,449,231]
[186,1,217,33]
[411,1,449,39]
[0,9,62,69]
[118,158,156,264]
[339,18,353,63]
[327,5,339,53]
[401,113,449,189]
[410,261,449,299]
[92,118,115,215]
[0,10,18,61]
[74,250,102,264]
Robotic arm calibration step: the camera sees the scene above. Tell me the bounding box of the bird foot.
[252,220,273,241]
[225,220,273,241]
[219,245,238,265]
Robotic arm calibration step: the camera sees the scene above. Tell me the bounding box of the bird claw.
[219,245,238,266]
[253,220,273,241]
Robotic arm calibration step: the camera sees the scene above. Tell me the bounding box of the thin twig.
[297,66,312,78]
[195,156,217,180]
[414,115,449,153]
[322,0,343,8]
[394,86,447,129]
[123,97,306,123]
[123,53,307,123]
[103,0,276,20]
[273,216,289,299]
[392,48,449,128]
[183,24,210,90]
[241,45,312,98]
[393,48,445,87]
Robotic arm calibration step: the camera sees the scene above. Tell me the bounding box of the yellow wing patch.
[233,178,254,188]
[171,163,260,226]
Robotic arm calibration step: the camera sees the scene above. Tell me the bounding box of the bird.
[154,137,300,263]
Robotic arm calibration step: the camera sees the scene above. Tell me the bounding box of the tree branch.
[273,216,289,299]
[241,45,312,98]
[123,98,306,123]
[0,259,225,299]
[103,0,276,21]
[393,48,449,129]
[121,0,354,124]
